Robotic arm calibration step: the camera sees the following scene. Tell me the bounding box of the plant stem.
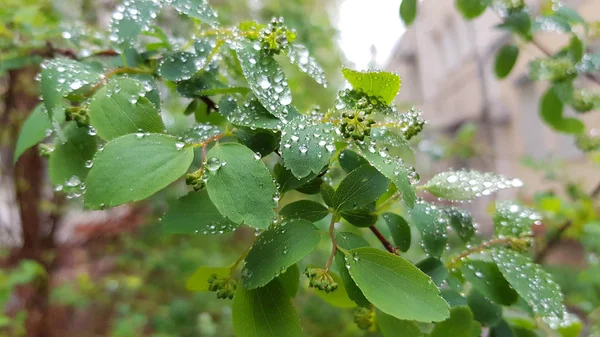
[85,67,154,97]
[325,215,338,272]
[369,226,396,254]
[446,237,529,269]
[534,221,572,263]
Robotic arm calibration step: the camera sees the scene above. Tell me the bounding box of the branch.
[369,226,396,254]
[200,96,219,113]
[531,39,600,87]
[534,221,572,263]
[447,237,529,268]
[325,215,338,272]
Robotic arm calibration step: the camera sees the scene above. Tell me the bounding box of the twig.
[325,215,338,272]
[200,96,219,113]
[447,237,529,268]
[369,226,396,254]
[591,180,600,199]
[85,67,154,98]
[531,39,600,87]
[534,221,572,263]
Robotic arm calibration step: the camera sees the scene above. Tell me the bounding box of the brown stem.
[85,67,154,97]
[591,181,600,199]
[534,221,572,263]
[447,237,529,268]
[200,96,218,113]
[325,215,338,272]
[369,226,396,254]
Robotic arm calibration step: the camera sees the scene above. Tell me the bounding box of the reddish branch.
[369,226,396,254]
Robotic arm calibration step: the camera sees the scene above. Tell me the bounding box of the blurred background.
[1,0,599,336]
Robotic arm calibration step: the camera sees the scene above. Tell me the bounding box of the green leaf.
[467,290,503,326]
[186,266,230,291]
[424,170,523,201]
[88,77,165,141]
[455,0,491,19]
[399,0,417,26]
[274,163,318,193]
[410,203,448,258]
[568,35,584,63]
[334,232,370,307]
[232,280,303,337]
[311,270,356,308]
[237,40,294,119]
[280,200,329,222]
[493,201,540,239]
[278,264,300,298]
[357,144,416,208]
[498,12,532,40]
[40,59,102,120]
[205,143,278,229]
[242,219,321,289]
[320,183,336,208]
[160,190,238,234]
[168,0,219,27]
[109,0,161,46]
[295,177,323,195]
[339,149,369,173]
[382,213,411,252]
[84,134,193,209]
[534,15,571,33]
[345,247,449,322]
[492,248,565,320]
[377,310,422,337]
[284,43,327,86]
[220,96,285,131]
[49,123,97,186]
[158,51,204,81]
[341,68,401,104]
[540,87,584,134]
[490,320,515,337]
[14,104,51,163]
[441,289,468,307]
[444,207,475,244]
[430,306,479,337]
[280,114,339,178]
[341,208,378,227]
[416,257,448,286]
[460,259,518,306]
[236,127,280,157]
[554,7,585,25]
[495,44,519,79]
[335,165,388,211]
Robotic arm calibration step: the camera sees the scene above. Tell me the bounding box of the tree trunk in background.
[3,68,56,337]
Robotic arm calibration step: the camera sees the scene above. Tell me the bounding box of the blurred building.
[386,0,600,201]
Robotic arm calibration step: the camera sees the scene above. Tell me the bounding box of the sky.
[336,0,406,70]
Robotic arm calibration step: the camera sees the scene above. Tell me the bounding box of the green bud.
[353,307,374,330]
[304,268,338,293]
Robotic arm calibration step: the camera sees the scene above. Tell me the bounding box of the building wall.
[386,0,600,200]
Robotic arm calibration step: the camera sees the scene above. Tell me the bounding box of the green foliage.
[9,0,581,335]
[494,44,519,79]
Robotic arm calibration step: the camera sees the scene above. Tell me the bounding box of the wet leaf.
[280,113,339,178]
[280,200,329,222]
[161,189,238,234]
[492,248,565,321]
[460,259,519,306]
[416,257,448,286]
[109,0,161,46]
[340,208,378,227]
[166,0,219,27]
[49,123,97,186]
[85,134,194,209]
[242,219,321,289]
[237,40,294,119]
[444,207,475,244]
[89,77,165,140]
[493,201,541,239]
[284,43,327,86]
[410,203,448,258]
[334,232,370,307]
[14,104,51,163]
[232,280,303,337]
[540,87,584,134]
[381,212,411,252]
[429,306,480,337]
[341,68,401,104]
[424,170,523,201]
[205,143,277,229]
[335,165,388,211]
[344,247,449,322]
[467,290,503,326]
